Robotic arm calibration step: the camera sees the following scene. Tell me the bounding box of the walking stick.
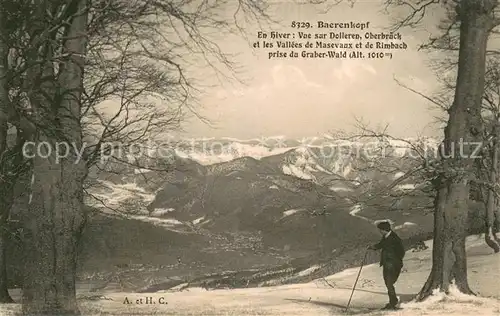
[345,250,369,313]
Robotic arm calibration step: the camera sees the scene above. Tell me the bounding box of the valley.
[6,136,485,294]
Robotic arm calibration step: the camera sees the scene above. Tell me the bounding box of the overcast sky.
[179,1,446,140]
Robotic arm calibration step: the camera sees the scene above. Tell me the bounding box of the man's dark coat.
[372,231,405,267]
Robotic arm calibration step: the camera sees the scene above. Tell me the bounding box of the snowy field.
[1,235,499,315]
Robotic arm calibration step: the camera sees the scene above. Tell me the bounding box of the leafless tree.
[382,0,499,301]
[392,2,500,253]
[0,2,34,303]
[0,0,295,314]
[334,0,500,301]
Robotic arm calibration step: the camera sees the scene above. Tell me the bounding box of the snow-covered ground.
[349,204,371,222]
[86,180,156,212]
[2,235,498,315]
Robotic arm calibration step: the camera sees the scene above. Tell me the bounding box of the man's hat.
[376,221,391,231]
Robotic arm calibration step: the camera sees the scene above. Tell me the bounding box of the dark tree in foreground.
[0,6,13,303]
[20,1,89,313]
[398,57,500,254]
[0,4,30,303]
[482,112,500,252]
[396,3,500,254]
[0,125,14,302]
[0,0,319,314]
[350,0,500,300]
[416,0,496,299]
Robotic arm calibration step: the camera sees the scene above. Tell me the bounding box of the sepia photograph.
[0,0,499,315]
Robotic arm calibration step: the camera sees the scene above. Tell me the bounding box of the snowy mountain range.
[28,135,483,293]
[85,136,446,247]
[164,136,440,169]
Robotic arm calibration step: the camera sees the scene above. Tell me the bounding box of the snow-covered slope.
[89,234,500,315]
[163,137,438,194]
[3,234,496,315]
[87,135,438,198]
[82,135,441,246]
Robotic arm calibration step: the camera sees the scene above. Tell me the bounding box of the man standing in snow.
[368,221,405,310]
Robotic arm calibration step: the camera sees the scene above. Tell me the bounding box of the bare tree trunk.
[22,145,87,315]
[0,225,13,304]
[417,0,494,301]
[485,118,500,252]
[21,1,89,314]
[0,5,15,303]
[495,196,500,243]
[0,171,15,304]
[0,185,16,304]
